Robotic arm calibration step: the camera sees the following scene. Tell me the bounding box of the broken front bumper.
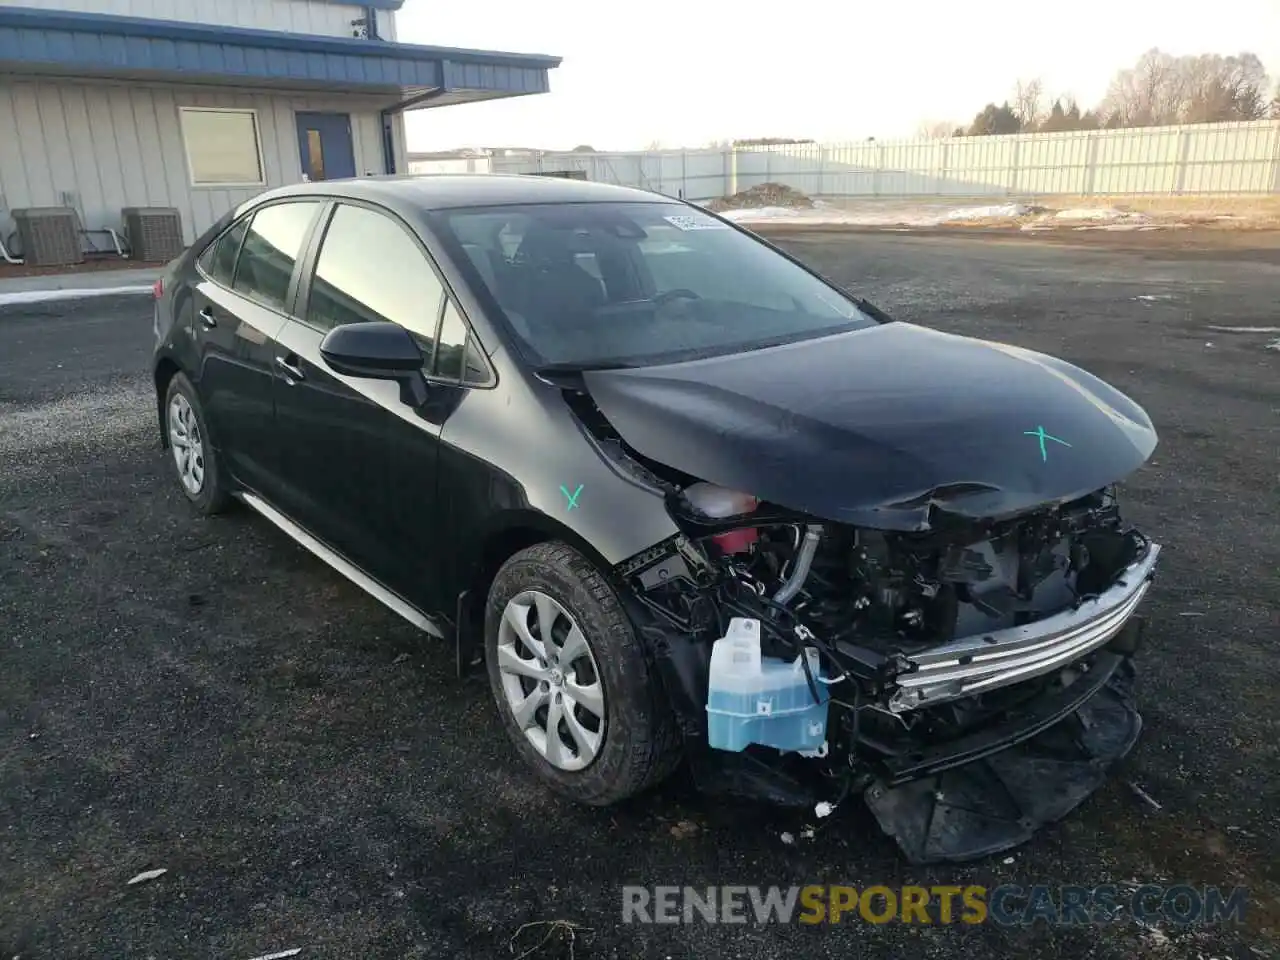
[866,649,1144,862]
[889,541,1161,712]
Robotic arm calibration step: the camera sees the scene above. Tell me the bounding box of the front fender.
[440,375,682,574]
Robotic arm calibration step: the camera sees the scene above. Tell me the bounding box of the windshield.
[428,201,878,369]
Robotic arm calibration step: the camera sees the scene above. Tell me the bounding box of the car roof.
[251,173,677,212]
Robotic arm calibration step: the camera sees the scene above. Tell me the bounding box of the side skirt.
[236,491,445,640]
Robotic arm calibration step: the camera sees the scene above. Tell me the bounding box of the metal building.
[0,0,560,256]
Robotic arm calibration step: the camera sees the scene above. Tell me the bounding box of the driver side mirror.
[319,321,429,407]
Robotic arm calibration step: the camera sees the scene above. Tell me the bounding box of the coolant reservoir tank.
[684,483,759,554]
[684,482,757,517]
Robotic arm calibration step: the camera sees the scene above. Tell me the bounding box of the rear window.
[429,201,874,368]
[200,217,248,287]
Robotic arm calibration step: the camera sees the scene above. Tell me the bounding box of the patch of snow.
[1267,339,1280,352]
[718,206,806,222]
[0,285,153,306]
[723,202,1030,227]
[1205,325,1280,334]
[940,203,1032,221]
[1053,207,1148,222]
[814,801,835,818]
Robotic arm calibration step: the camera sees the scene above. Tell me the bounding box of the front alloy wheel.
[497,590,606,771]
[484,541,682,805]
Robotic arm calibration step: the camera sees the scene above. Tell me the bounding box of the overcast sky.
[398,0,1280,151]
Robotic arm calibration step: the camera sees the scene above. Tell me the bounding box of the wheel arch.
[455,508,628,667]
[153,356,183,448]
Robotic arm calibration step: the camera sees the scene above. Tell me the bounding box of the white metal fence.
[478,121,1280,201]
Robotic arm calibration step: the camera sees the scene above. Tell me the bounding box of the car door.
[270,201,456,606]
[192,200,323,495]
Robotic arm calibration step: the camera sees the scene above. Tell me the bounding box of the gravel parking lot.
[2,230,1277,959]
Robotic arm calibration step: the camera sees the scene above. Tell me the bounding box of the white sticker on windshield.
[663,213,730,231]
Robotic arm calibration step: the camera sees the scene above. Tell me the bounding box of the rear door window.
[231,201,322,312]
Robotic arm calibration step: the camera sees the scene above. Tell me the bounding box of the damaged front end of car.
[615,480,1160,864]
[532,322,1163,862]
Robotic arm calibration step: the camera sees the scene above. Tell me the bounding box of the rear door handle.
[276,355,306,382]
[198,306,217,329]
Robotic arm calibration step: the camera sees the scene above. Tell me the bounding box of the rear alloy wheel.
[485,541,682,805]
[168,393,205,496]
[163,372,228,515]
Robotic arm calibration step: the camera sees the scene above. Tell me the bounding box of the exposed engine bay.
[614,477,1160,863]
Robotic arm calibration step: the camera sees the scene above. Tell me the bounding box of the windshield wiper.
[851,296,895,323]
[535,360,641,374]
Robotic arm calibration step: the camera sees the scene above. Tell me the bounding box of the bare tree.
[1100,49,1270,126]
[1182,53,1269,121]
[916,120,957,139]
[1101,48,1181,125]
[1013,78,1045,129]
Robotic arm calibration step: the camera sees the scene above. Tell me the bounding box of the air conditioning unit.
[11,207,82,266]
[122,207,184,262]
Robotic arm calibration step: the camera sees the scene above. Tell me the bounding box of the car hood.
[580,322,1157,529]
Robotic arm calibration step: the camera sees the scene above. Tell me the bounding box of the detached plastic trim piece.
[867,657,1143,864]
[881,650,1125,785]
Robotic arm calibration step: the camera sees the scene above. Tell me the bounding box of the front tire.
[163,372,229,515]
[484,541,681,805]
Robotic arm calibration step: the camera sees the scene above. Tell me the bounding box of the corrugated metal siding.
[0,79,390,246]
[492,121,1280,200]
[0,10,457,92]
[0,0,373,39]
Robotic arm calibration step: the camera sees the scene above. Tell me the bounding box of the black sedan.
[151,174,1162,863]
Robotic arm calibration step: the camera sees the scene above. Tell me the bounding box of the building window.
[179,108,265,187]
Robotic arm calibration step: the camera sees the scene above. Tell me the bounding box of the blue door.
[295,112,357,181]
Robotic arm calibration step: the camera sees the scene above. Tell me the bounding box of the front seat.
[511,224,607,325]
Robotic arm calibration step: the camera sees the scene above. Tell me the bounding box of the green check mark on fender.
[560,484,583,510]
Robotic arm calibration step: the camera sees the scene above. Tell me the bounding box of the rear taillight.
[152,278,163,299]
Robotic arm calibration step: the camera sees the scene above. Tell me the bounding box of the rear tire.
[163,372,229,515]
[484,541,682,805]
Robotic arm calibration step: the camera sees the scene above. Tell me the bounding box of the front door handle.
[275,355,306,382]
[198,306,217,329]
